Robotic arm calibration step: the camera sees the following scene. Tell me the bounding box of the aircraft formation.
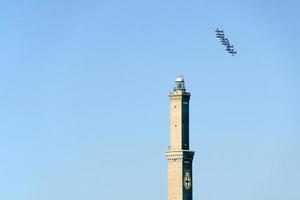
[216,28,237,56]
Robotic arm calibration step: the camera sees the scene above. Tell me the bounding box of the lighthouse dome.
[175,75,184,83]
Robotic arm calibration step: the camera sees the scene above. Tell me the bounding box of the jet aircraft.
[229,50,237,56]
[215,28,223,33]
[221,38,230,45]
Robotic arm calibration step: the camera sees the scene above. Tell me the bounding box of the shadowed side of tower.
[166,76,194,200]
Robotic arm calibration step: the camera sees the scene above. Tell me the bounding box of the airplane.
[227,48,237,53]
[229,51,237,55]
[226,46,234,52]
[221,38,230,45]
[220,37,228,41]
[216,33,224,38]
[215,28,223,34]
[222,41,230,46]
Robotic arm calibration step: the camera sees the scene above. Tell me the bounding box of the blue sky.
[0,1,299,200]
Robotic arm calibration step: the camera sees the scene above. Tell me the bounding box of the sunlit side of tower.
[166,75,194,200]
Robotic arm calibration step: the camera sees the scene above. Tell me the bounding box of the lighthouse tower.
[166,75,194,200]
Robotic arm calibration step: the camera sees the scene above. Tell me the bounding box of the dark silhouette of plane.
[229,50,237,56]
[215,28,223,34]
[226,45,234,49]
[221,38,230,45]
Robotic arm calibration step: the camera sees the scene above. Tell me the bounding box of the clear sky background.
[0,1,299,200]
